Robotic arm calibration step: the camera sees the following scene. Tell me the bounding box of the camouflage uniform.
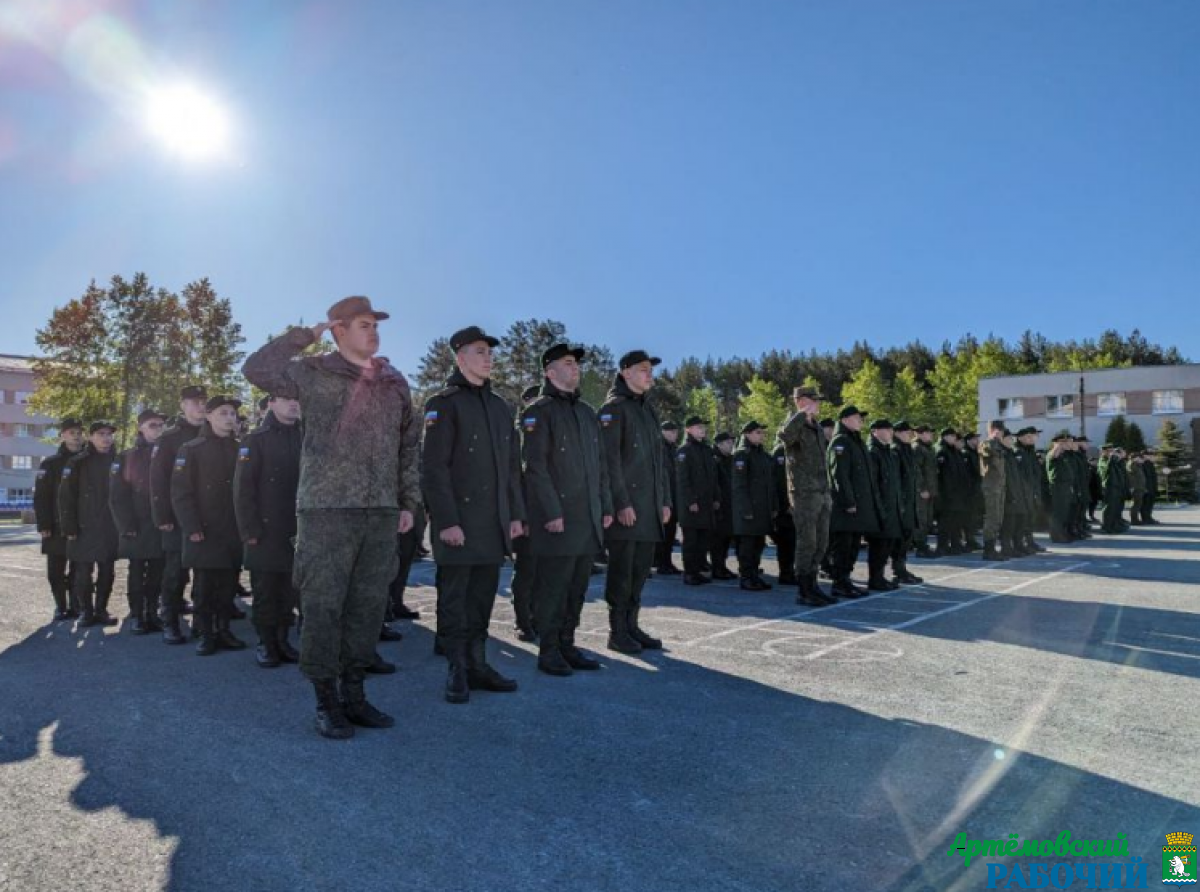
[242,326,421,682]
[978,434,1008,546]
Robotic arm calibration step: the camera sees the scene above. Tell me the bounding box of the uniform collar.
[540,380,578,404]
[447,368,490,393]
[608,373,644,403]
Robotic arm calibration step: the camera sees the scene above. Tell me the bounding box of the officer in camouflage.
[243,295,421,740]
[778,386,835,606]
[979,419,1009,561]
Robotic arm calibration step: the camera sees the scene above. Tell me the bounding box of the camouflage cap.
[327,295,389,323]
[793,385,824,400]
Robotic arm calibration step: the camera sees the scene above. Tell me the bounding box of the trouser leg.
[604,540,636,612]
[830,531,861,579]
[95,562,116,615]
[388,529,420,612]
[127,559,147,617]
[736,535,765,580]
[866,537,891,580]
[160,549,185,618]
[47,554,69,613]
[681,527,710,575]
[655,519,678,570]
[534,554,592,646]
[510,544,538,630]
[709,531,731,572]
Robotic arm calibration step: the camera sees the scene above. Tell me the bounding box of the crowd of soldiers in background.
[29,306,1167,735]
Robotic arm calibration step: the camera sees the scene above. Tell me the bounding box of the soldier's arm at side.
[170,447,204,540]
[521,404,563,524]
[778,411,805,448]
[829,446,857,512]
[108,454,136,535]
[505,410,527,526]
[419,396,461,534]
[241,325,316,398]
[731,453,752,519]
[396,393,423,518]
[598,405,630,514]
[595,416,613,521]
[233,439,264,543]
[33,458,54,533]
[57,462,79,538]
[677,447,696,511]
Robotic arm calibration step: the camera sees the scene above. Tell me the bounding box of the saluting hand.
[616,507,637,527]
[310,321,334,340]
[440,525,466,547]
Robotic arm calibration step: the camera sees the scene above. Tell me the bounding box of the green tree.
[1103,416,1129,450]
[888,366,930,424]
[1124,420,1147,454]
[737,376,789,440]
[840,358,890,420]
[1156,419,1196,501]
[684,386,719,434]
[492,319,568,404]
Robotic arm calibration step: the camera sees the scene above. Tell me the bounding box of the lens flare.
[143,83,231,161]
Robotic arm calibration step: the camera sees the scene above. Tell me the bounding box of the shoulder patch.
[424,410,439,428]
[599,412,616,428]
[734,459,746,470]
[111,462,121,474]
[37,468,47,479]
[676,450,687,462]
[174,456,187,471]
[62,467,72,478]
[522,415,538,433]
[238,446,251,462]
[776,455,785,465]
[151,445,160,457]
[833,444,845,454]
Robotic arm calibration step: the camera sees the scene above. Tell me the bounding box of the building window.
[14,391,32,405]
[11,456,33,470]
[43,427,58,440]
[1097,392,1127,417]
[998,398,1024,420]
[1046,395,1075,419]
[13,423,30,438]
[1153,389,1184,415]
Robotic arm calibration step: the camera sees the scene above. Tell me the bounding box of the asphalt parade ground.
[1,509,1198,892]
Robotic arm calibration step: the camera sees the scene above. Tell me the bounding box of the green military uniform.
[1047,438,1079,541]
[978,428,1009,559]
[422,332,525,702]
[243,297,421,738]
[779,404,832,604]
[730,423,776,590]
[1127,456,1147,524]
[599,351,671,655]
[521,347,613,676]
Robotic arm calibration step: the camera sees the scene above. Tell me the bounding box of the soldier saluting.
[421,326,526,704]
[34,417,85,621]
[234,392,303,668]
[521,343,613,677]
[243,296,421,740]
[109,409,168,634]
[150,385,208,645]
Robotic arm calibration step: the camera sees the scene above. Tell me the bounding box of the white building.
[0,355,57,506]
[977,365,1200,450]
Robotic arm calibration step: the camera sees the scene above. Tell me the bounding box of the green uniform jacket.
[778,411,828,496]
[598,374,669,544]
[867,436,904,540]
[772,444,791,515]
[913,441,939,500]
[521,381,612,557]
[828,423,882,534]
[149,419,201,550]
[676,435,718,530]
[421,370,526,565]
[713,448,734,534]
[233,412,303,573]
[731,442,777,536]
[1005,446,1036,516]
[34,444,79,557]
[894,440,918,532]
[1127,460,1147,498]
[936,442,971,512]
[172,424,243,570]
[109,435,165,561]
[58,446,120,564]
[979,436,1008,495]
[242,326,421,513]
[1143,460,1159,498]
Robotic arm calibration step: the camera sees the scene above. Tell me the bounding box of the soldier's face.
[746,430,765,447]
[90,430,114,451]
[208,406,239,437]
[918,432,933,445]
[795,396,818,416]
[686,424,706,441]
[662,429,678,444]
[270,398,302,424]
[717,439,734,455]
[61,427,84,451]
[1020,434,1036,447]
[621,362,654,395]
[943,435,958,448]
[140,419,165,444]
[546,356,581,392]
[334,315,380,357]
[842,415,863,432]
[180,398,206,425]
[896,431,913,445]
[457,342,493,382]
[873,428,894,444]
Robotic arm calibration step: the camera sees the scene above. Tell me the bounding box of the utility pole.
[1078,375,1086,440]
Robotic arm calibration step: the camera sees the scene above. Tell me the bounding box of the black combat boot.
[777,571,798,586]
[894,562,924,585]
[194,615,219,656]
[255,627,282,668]
[162,614,187,645]
[313,679,354,740]
[628,603,662,650]
[215,619,248,650]
[867,575,894,592]
[340,671,395,728]
[1024,533,1047,554]
[560,629,601,670]
[514,620,538,643]
[794,575,824,607]
[537,638,573,677]
[77,584,98,627]
[606,609,643,655]
[51,583,69,621]
[366,651,396,674]
[466,637,518,693]
[379,623,404,642]
[94,588,119,627]
[432,636,446,657]
[808,573,839,605]
[393,602,420,620]
[832,577,867,600]
[981,540,1006,561]
[711,566,737,581]
[275,626,300,663]
[682,573,711,586]
[129,617,147,635]
[444,639,470,704]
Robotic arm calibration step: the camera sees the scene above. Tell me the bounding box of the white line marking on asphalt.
[800,562,1090,661]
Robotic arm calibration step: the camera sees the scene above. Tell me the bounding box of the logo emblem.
[424,410,439,428]
[523,416,537,433]
[238,446,251,462]
[111,462,121,474]
[599,413,614,428]
[1165,832,1196,884]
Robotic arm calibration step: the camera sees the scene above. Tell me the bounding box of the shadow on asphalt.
[0,600,1195,891]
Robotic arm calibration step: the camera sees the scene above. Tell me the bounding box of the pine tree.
[1103,415,1129,449]
[1124,420,1147,454]
[737,376,789,441]
[1156,420,1196,501]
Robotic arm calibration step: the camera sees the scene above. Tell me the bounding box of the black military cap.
[988,418,1006,431]
[1101,442,1117,449]
[684,416,707,428]
[914,424,932,434]
[619,349,662,370]
[963,431,981,441]
[327,295,389,323]
[137,409,167,425]
[89,420,116,434]
[205,395,242,412]
[714,432,734,444]
[58,417,84,432]
[741,420,764,434]
[660,421,679,432]
[180,385,208,401]
[940,427,958,438]
[820,418,835,428]
[793,385,824,400]
[541,343,586,368]
[1001,428,1015,438]
[838,405,866,420]
[869,418,893,431]
[1076,436,1090,443]
[257,395,270,411]
[1052,432,1071,442]
[449,325,499,352]
[894,421,912,433]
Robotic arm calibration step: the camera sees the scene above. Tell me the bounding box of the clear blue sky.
[1,0,1197,374]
